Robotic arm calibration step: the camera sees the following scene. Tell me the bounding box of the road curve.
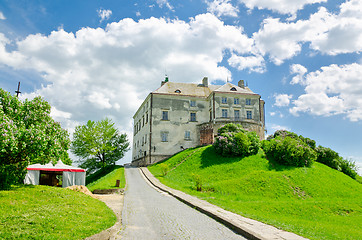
[120,166,246,240]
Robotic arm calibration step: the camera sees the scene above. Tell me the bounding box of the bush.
[0,162,27,190]
[339,158,358,179]
[315,146,340,170]
[213,124,260,157]
[159,163,169,176]
[217,123,244,135]
[262,137,316,167]
[192,173,203,191]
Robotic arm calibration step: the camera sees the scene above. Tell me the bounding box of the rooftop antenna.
[15,82,21,97]
[226,76,229,83]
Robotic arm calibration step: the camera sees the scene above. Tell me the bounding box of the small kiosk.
[24,160,86,187]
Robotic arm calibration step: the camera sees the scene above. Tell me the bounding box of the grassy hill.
[86,166,125,192]
[0,185,116,239]
[148,146,362,240]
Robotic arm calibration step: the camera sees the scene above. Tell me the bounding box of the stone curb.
[140,167,308,240]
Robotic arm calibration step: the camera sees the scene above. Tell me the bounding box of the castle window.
[162,110,169,120]
[230,87,237,91]
[234,110,240,120]
[185,131,191,140]
[234,98,239,104]
[161,132,168,142]
[175,89,181,93]
[221,97,227,104]
[247,110,252,119]
[190,100,196,107]
[222,109,228,118]
[146,112,148,123]
[190,112,196,122]
[246,99,251,105]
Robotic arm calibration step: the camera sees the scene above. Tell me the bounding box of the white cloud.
[207,0,239,17]
[0,12,5,20]
[228,53,265,73]
[290,63,362,121]
[290,64,307,85]
[240,0,326,15]
[156,0,174,11]
[97,9,112,22]
[253,1,362,64]
[0,14,260,163]
[274,93,292,107]
[136,11,141,17]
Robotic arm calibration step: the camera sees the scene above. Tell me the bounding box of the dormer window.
[230,87,237,91]
[175,89,181,93]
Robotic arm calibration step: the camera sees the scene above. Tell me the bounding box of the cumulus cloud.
[207,0,239,17]
[253,1,362,64]
[274,94,292,107]
[0,14,260,157]
[240,0,326,15]
[0,12,5,20]
[228,53,265,73]
[290,64,307,85]
[290,63,362,121]
[97,8,112,22]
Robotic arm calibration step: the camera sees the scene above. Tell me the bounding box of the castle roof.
[152,81,257,98]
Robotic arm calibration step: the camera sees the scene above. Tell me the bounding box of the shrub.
[262,136,316,167]
[247,131,261,155]
[233,132,250,156]
[339,158,358,179]
[159,163,169,176]
[0,162,27,190]
[217,123,244,135]
[192,173,203,191]
[213,124,260,157]
[315,146,340,170]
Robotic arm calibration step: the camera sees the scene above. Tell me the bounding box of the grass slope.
[0,185,116,239]
[149,146,362,240]
[87,166,125,192]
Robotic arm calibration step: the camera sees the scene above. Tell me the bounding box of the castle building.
[132,77,265,166]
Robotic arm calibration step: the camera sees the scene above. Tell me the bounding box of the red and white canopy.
[27,160,85,172]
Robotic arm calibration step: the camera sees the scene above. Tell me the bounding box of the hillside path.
[119,166,246,240]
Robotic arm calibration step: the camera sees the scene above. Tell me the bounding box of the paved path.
[120,166,246,240]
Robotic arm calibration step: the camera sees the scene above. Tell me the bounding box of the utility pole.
[15,82,21,97]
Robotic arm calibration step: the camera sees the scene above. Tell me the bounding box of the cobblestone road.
[120,167,246,240]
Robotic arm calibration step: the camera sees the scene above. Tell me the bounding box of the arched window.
[175,89,181,93]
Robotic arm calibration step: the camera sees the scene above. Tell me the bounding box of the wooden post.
[116,180,120,187]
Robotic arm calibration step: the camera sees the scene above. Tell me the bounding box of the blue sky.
[0,0,361,173]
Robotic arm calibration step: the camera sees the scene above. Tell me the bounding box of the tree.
[71,118,129,173]
[0,89,71,189]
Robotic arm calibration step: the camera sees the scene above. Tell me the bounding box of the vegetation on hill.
[0,185,116,239]
[0,89,70,190]
[264,130,358,178]
[86,166,125,192]
[149,146,362,240]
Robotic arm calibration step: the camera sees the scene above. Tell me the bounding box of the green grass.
[0,185,116,239]
[149,146,362,240]
[86,167,125,192]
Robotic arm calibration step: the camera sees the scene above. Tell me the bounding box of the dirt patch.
[66,185,94,197]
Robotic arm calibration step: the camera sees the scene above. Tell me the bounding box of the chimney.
[238,80,245,88]
[161,75,169,86]
[202,77,208,87]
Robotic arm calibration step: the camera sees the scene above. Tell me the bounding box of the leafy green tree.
[71,118,129,173]
[0,89,71,189]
